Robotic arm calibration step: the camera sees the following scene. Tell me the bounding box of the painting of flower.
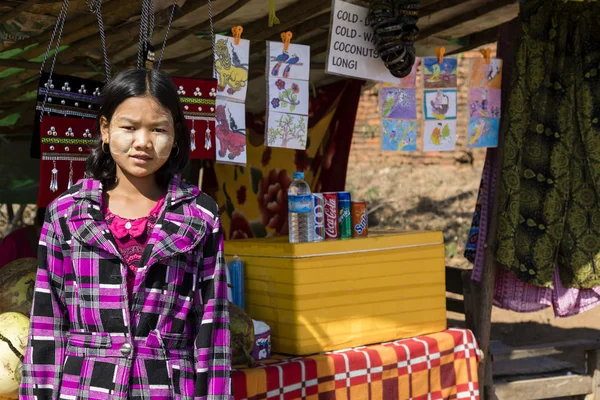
[268,77,308,116]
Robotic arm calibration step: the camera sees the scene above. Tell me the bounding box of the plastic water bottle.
[288,172,313,243]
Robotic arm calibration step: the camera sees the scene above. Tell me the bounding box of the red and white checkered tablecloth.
[232,328,482,400]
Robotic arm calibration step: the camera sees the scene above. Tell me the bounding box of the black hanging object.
[143,40,156,69]
[368,0,420,78]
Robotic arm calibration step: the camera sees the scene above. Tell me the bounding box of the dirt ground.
[345,150,600,378]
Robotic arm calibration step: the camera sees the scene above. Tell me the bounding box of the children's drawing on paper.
[423,57,458,88]
[266,112,308,150]
[380,88,416,120]
[470,58,502,89]
[467,118,500,148]
[381,119,417,152]
[268,77,309,115]
[215,99,247,164]
[214,35,250,102]
[398,58,420,88]
[423,120,456,152]
[424,89,457,120]
[469,88,501,118]
[268,42,310,81]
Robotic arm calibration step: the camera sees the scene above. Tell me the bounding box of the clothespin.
[436,47,445,64]
[281,31,292,52]
[232,26,243,45]
[480,48,492,64]
[268,0,280,27]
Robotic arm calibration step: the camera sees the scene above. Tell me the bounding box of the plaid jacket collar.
[67,176,203,271]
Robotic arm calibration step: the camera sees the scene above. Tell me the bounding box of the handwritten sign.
[326,0,401,84]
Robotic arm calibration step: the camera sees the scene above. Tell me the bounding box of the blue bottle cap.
[293,172,304,180]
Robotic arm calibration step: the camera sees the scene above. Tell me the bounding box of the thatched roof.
[0,0,518,139]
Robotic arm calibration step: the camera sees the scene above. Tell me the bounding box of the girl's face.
[101,96,176,180]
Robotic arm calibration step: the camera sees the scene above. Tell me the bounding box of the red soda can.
[351,201,368,237]
[323,192,339,239]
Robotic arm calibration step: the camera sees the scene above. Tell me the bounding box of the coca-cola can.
[323,192,339,239]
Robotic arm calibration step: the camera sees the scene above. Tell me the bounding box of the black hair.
[35,207,46,227]
[85,69,189,189]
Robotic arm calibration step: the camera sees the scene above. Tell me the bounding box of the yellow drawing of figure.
[215,38,248,94]
[469,119,486,146]
[427,64,441,83]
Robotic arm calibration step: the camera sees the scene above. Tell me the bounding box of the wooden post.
[474,18,520,398]
[586,349,600,399]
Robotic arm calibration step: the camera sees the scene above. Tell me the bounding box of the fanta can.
[351,200,368,237]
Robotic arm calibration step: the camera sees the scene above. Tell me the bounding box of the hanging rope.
[138,0,149,69]
[38,0,68,77]
[207,0,216,78]
[39,0,70,122]
[88,0,111,80]
[137,0,157,69]
[157,0,178,70]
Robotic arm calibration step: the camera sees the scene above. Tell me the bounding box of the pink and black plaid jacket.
[19,177,231,400]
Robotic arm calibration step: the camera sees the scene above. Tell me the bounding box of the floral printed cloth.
[495,0,600,288]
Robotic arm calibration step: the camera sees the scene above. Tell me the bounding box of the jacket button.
[120,343,132,356]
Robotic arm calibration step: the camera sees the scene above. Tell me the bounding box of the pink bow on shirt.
[108,216,148,239]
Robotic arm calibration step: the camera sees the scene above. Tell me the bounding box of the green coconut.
[0,258,37,317]
[230,302,255,367]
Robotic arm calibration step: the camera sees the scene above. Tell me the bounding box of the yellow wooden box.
[224,231,447,355]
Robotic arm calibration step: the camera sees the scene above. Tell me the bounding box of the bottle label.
[289,195,313,213]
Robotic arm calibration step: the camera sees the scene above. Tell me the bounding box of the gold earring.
[101,142,109,154]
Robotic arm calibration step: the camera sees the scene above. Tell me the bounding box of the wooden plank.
[0,58,85,73]
[494,375,593,399]
[446,25,502,56]
[0,0,42,25]
[418,0,517,40]
[492,339,600,362]
[446,297,464,314]
[445,267,465,295]
[437,3,517,39]
[493,356,574,377]
[419,0,473,18]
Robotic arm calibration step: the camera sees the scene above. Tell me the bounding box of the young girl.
[20,69,231,399]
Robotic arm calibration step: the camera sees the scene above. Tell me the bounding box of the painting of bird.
[271,51,290,76]
[283,54,300,78]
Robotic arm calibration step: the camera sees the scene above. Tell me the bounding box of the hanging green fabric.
[495,0,600,289]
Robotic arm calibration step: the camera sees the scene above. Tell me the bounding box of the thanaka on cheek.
[154,133,175,160]
[107,131,135,155]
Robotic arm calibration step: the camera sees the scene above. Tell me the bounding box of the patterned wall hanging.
[38,116,96,207]
[379,59,419,152]
[31,72,103,159]
[214,27,250,165]
[422,48,458,152]
[171,76,218,160]
[467,49,503,148]
[265,32,311,150]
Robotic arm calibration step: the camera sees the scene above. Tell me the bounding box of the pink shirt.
[104,196,165,300]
